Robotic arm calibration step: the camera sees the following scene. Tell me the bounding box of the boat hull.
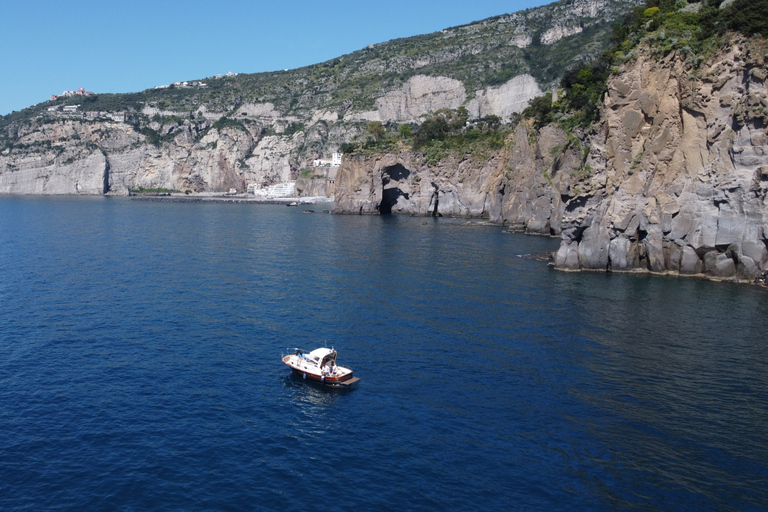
[282,354,358,387]
[288,367,359,387]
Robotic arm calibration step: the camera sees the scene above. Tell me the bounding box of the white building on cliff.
[312,152,342,168]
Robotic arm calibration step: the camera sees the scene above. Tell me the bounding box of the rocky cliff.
[0,117,295,195]
[332,123,577,231]
[0,80,541,195]
[0,72,573,195]
[0,0,639,195]
[555,34,768,282]
[332,33,768,283]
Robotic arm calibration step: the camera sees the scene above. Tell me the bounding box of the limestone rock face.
[296,166,336,198]
[0,116,295,194]
[0,71,547,195]
[1,120,119,194]
[332,122,579,234]
[467,75,543,120]
[295,176,334,198]
[373,74,545,123]
[509,34,533,49]
[0,151,109,195]
[376,76,467,122]
[540,25,584,45]
[234,103,283,120]
[554,35,768,282]
[333,152,498,217]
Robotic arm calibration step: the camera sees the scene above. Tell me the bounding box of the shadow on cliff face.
[380,164,411,214]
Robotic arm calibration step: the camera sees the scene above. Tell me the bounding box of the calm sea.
[1,196,766,511]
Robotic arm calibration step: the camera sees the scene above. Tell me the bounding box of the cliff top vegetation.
[521,0,768,130]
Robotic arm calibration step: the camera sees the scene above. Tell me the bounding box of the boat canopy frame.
[292,347,338,369]
[319,351,337,369]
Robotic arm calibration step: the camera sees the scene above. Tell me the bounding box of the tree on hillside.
[722,0,768,37]
[367,121,385,140]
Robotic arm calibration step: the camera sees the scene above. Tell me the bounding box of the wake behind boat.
[282,348,360,387]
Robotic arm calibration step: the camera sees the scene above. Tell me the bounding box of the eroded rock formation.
[555,35,768,282]
[332,122,579,229]
[333,151,501,217]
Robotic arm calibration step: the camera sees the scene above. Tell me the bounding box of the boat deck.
[282,351,359,386]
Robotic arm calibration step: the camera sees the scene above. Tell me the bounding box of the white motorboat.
[282,348,360,387]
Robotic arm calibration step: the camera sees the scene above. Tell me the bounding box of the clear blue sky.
[0,0,551,116]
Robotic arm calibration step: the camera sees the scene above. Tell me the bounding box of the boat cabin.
[307,348,337,368]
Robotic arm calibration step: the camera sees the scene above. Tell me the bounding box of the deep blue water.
[1,196,767,511]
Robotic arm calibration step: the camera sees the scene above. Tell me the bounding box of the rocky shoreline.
[128,195,329,205]
[330,35,768,287]
[1,5,765,289]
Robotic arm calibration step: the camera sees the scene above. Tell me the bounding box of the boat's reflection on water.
[281,372,356,407]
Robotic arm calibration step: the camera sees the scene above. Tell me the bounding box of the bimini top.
[306,348,337,367]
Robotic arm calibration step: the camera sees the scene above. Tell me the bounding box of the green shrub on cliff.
[411,108,508,163]
[366,121,385,140]
[520,0,768,132]
[521,93,555,129]
[340,106,508,163]
[720,0,768,37]
[212,117,247,132]
[129,186,179,194]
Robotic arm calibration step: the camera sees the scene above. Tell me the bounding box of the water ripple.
[0,198,766,510]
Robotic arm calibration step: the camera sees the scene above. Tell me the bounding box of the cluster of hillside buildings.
[154,72,238,90]
[244,152,342,197]
[45,104,127,122]
[154,81,207,90]
[50,88,94,101]
[247,182,296,197]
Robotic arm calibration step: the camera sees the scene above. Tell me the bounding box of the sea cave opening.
[380,188,401,214]
[379,164,412,215]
